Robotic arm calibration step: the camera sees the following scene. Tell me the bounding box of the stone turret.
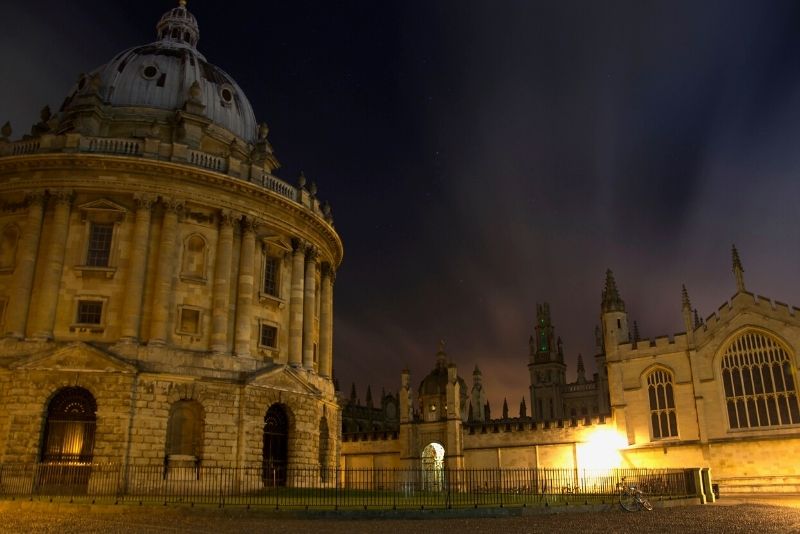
[601,269,629,356]
[732,245,745,293]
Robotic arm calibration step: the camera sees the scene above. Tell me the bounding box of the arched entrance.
[421,442,445,491]
[39,387,97,490]
[262,404,289,486]
[41,387,97,464]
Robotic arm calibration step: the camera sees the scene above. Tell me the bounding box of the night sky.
[3,1,800,413]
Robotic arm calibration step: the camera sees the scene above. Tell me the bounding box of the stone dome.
[60,1,258,143]
[418,348,468,400]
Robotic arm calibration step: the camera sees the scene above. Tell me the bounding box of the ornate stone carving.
[161,197,185,213]
[305,244,318,263]
[219,209,237,227]
[49,189,74,206]
[291,237,307,254]
[133,193,155,211]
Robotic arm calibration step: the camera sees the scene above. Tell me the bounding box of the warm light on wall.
[577,427,627,470]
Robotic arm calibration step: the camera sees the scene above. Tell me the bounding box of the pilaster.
[318,262,334,378]
[288,238,306,367]
[32,189,73,340]
[302,245,318,370]
[120,194,154,341]
[234,217,256,356]
[148,197,183,345]
[211,209,236,353]
[6,192,45,339]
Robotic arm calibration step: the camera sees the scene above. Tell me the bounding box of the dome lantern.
[156,0,200,48]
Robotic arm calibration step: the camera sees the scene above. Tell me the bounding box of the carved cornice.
[0,154,343,264]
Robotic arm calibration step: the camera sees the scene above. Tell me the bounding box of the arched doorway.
[421,442,445,491]
[39,387,97,490]
[262,404,289,486]
[41,387,97,464]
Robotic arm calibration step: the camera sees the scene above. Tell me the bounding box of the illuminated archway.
[421,442,445,491]
[262,404,289,486]
[41,387,97,464]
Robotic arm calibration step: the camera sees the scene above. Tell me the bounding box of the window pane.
[651,413,660,439]
[648,386,657,410]
[77,301,102,324]
[668,411,678,437]
[743,368,753,395]
[728,401,739,429]
[789,394,800,425]
[86,223,113,267]
[666,383,675,408]
[723,369,733,397]
[260,325,277,348]
[264,257,279,296]
[657,384,666,411]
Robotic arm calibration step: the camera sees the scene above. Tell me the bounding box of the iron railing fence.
[0,464,696,509]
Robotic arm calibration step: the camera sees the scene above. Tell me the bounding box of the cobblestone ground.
[1,503,799,533]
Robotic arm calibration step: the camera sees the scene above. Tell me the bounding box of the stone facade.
[342,249,800,494]
[0,2,342,483]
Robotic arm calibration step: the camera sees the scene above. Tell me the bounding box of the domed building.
[0,1,342,486]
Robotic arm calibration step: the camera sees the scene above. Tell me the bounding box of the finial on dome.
[179,0,187,6]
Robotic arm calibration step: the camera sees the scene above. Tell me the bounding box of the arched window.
[647,369,678,439]
[319,414,330,482]
[165,400,204,460]
[722,330,800,429]
[0,224,19,271]
[41,387,97,463]
[181,234,207,280]
[262,404,289,486]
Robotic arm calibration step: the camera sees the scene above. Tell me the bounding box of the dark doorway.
[262,404,288,486]
[39,387,97,490]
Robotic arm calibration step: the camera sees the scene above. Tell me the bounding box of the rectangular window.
[179,308,200,335]
[260,324,277,348]
[77,301,103,325]
[263,257,279,296]
[86,223,113,267]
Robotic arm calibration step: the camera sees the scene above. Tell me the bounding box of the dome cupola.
[59,0,259,144]
[156,0,200,48]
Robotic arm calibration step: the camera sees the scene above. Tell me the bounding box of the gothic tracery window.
[722,330,800,429]
[647,369,678,439]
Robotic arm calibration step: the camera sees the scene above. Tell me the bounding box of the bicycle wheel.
[619,489,640,512]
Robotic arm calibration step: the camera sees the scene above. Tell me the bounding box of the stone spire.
[576,354,586,384]
[366,385,373,408]
[349,383,357,404]
[681,284,691,311]
[694,309,703,328]
[502,398,509,419]
[732,245,745,292]
[519,397,527,418]
[601,269,625,312]
[435,339,447,368]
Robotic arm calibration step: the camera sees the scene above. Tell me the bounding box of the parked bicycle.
[617,477,653,512]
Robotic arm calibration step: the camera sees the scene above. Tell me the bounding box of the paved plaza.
[1,501,799,533]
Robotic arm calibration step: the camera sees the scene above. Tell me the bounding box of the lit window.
[86,223,113,267]
[76,301,103,325]
[722,330,800,429]
[260,324,277,348]
[648,369,678,439]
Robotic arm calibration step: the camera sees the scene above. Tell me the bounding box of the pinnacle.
[681,284,691,310]
[601,269,625,312]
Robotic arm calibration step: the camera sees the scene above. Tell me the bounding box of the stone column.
[32,190,72,340]
[210,210,235,353]
[288,238,306,367]
[148,198,182,345]
[234,217,256,356]
[318,262,334,378]
[6,192,45,339]
[120,194,154,341]
[302,246,318,370]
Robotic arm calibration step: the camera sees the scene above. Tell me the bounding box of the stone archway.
[421,442,445,491]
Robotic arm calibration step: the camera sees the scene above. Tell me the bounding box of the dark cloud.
[4,1,800,411]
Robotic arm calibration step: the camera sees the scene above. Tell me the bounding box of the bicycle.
[617,477,653,512]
